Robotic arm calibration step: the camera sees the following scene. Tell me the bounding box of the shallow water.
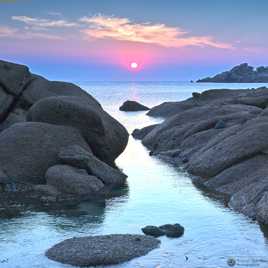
[1,82,268,268]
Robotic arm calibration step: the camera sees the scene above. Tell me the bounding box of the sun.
[130,62,138,69]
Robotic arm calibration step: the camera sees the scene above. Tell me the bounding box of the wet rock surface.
[46,234,160,266]
[137,86,268,224]
[0,59,129,211]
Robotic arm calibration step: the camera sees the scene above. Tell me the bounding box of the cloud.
[0,25,62,41]
[18,32,64,40]
[5,14,232,48]
[80,15,232,49]
[12,15,78,28]
[0,26,17,37]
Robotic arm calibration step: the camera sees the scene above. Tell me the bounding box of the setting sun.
[130,62,138,69]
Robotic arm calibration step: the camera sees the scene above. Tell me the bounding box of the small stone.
[227,257,236,267]
[159,223,184,238]
[142,225,165,237]
[182,157,189,163]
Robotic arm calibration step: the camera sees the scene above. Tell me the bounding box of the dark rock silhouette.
[120,100,150,111]
[197,63,268,83]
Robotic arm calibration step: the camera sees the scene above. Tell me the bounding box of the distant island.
[197,63,268,83]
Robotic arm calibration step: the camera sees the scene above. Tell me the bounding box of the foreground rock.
[120,100,150,111]
[197,63,268,83]
[0,59,129,210]
[137,86,268,224]
[46,234,160,266]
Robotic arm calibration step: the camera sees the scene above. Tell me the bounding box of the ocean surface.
[1,82,268,268]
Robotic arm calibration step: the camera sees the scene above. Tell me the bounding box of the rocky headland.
[0,59,129,213]
[133,86,268,224]
[197,63,268,83]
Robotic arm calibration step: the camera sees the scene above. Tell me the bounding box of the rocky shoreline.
[133,87,268,224]
[0,59,128,214]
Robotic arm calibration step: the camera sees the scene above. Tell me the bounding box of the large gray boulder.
[143,105,259,153]
[0,60,31,96]
[20,75,99,107]
[46,234,160,266]
[204,155,268,195]
[27,96,128,166]
[46,165,104,197]
[188,122,268,178]
[58,145,127,186]
[0,122,90,184]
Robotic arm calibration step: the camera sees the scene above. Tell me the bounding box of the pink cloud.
[80,15,232,49]
[0,26,17,37]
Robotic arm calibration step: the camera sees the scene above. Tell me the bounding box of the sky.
[1,0,268,81]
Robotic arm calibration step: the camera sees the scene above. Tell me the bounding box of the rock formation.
[0,59,128,209]
[119,100,150,111]
[135,87,268,224]
[197,63,268,83]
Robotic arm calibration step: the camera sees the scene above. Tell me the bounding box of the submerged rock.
[120,100,150,111]
[46,234,160,266]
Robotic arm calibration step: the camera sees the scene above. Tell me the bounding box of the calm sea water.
[1,82,268,268]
